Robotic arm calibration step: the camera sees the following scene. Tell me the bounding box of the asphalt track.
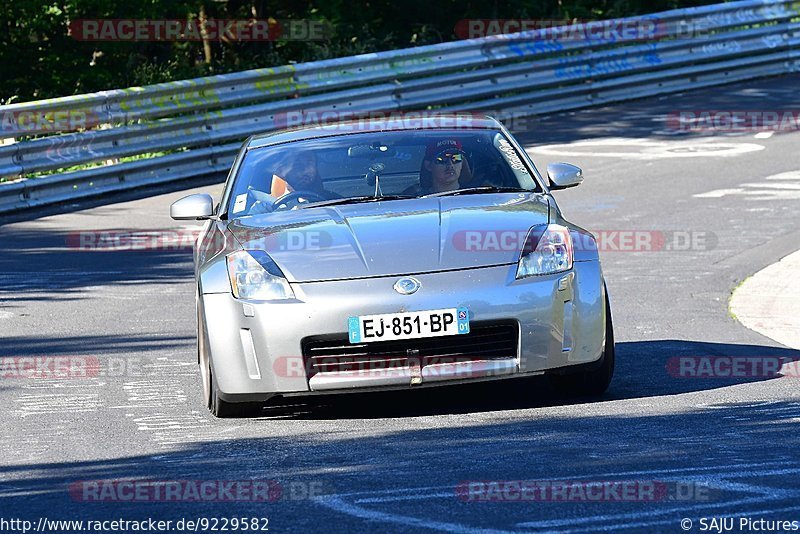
[1,74,799,533]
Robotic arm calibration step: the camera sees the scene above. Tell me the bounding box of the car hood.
[228,193,550,282]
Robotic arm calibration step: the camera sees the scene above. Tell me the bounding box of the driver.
[269,150,330,198]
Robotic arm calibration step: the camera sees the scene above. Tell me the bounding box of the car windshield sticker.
[233,193,248,213]
[495,137,529,174]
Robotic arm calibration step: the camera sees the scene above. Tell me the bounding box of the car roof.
[246,114,504,150]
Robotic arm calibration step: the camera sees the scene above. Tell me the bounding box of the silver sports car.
[171,115,613,417]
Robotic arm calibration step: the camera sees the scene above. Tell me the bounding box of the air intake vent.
[301,321,518,377]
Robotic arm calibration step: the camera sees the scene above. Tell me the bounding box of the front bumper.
[200,261,605,401]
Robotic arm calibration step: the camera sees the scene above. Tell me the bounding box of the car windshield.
[226,129,541,217]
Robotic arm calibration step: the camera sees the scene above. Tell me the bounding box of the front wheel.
[208,366,263,418]
[199,295,263,418]
[549,294,615,396]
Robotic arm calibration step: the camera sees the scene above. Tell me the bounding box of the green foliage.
[0,0,721,104]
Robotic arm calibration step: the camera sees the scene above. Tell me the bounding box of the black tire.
[549,293,615,396]
[208,367,263,418]
[198,294,263,418]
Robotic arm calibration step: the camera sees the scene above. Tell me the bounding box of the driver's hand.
[249,200,273,215]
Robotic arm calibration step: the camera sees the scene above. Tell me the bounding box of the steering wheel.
[271,190,327,211]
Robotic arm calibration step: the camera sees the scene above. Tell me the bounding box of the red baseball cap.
[425,139,464,159]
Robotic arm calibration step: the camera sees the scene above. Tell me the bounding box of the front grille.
[301,321,518,377]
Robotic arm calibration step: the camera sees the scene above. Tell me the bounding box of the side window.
[492,133,539,190]
[466,148,506,187]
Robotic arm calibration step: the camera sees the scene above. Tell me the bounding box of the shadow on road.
[0,397,798,529]
[511,73,800,145]
[0,334,194,358]
[1,339,797,410]
[248,340,800,420]
[0,227,194,299]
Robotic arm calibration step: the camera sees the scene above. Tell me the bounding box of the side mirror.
[547,163,584,190]
[170,194,214,220]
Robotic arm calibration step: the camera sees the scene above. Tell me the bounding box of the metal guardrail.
[0,0,798,214]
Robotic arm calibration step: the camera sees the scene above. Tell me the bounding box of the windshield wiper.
[300,195,414,209]
[422,186,532,198]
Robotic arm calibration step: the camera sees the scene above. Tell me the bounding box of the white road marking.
[15,393,101,417]
[740,182,800,190]
[694,188,745,198]
[650,129,685,136]
[115,357,223,449]
[356,467,798,505]
[730,249,800,350]
[766,171,800,180]
[326,461,781,499]
[315,463,800,533]
[741,191,800,200]
[531,139,765,160]
[754,131,775,139]
[355,492,455,504]
[515,497,785,530]
[313,494,519,534]
[694,170,800,199]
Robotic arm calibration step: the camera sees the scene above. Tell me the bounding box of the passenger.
[405,139,473,196]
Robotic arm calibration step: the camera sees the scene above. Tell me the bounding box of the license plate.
[348,307,470,343]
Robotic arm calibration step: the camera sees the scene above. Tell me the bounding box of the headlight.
[226,250,295,300]
[516,224,573,278]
